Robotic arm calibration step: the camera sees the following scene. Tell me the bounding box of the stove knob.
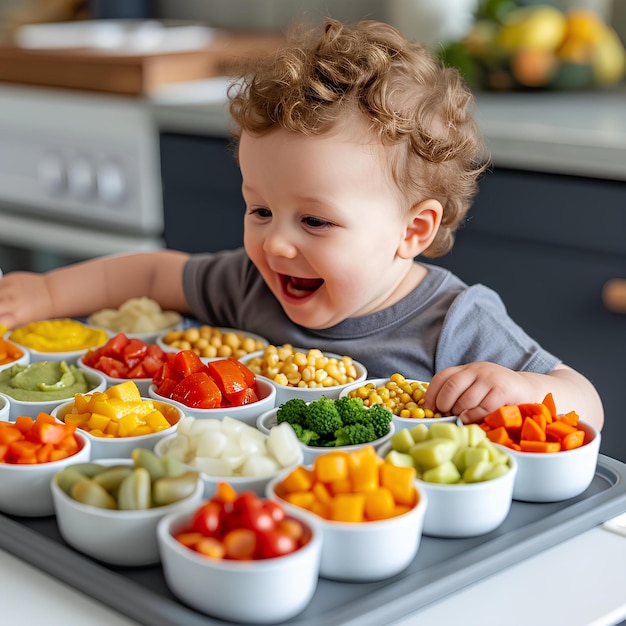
[97,160,126,205]
[37,152,66,194]
[68,156,96,199]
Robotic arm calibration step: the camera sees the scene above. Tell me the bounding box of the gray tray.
[2,454,626,626]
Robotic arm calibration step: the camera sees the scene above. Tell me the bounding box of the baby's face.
[239,119,418,330]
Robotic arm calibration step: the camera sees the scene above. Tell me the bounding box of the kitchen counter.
[151,79,626,181]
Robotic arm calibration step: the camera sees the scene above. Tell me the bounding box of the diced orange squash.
[329,493,366,523]
[364,487,395,521]
[559,411,580,427]
[379,462,416,507]
[348,446,379,492]
[312,481,332,504]
[328,478,352,495]
[486,426,514,446]
[283,491,316,510]
[561,430,585,451]
[314,451,349,483]
[484,405,522,429]
[280,466,315,493]
[545,420,577,441]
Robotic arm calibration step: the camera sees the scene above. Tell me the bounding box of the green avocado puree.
[0,361,92,402]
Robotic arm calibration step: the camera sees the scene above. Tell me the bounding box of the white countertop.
[3,513,626,625]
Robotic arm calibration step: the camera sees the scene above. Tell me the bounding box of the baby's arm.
[0,250,190,329]
[424,361,604,430]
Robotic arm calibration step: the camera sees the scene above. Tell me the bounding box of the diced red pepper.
[171,349,207,378]
[207,359,248,400]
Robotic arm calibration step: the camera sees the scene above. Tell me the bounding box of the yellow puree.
[9,319,107,352]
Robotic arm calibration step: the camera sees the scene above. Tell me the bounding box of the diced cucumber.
[390,428,416,453]
[410,438,459,469]
[422,460,461,484]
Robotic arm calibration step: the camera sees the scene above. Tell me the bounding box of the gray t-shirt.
[183,248,560,380]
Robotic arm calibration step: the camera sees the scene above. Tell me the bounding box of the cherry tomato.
[262,499,286,524]
[257,528,298,559]
[192,501,223,537]
[223,528,257,560]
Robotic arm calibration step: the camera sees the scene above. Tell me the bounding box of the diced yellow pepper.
[63,412,90,427]
[118,413,142,437]
[106,381,142,402]
[72,393,91,413]
[87,413,111,433]
[144,410,171,432]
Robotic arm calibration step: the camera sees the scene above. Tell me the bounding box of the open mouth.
[280,275,324,299]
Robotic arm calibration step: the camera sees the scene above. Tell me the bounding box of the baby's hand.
[0,272,54,329]
[424,362,537,424]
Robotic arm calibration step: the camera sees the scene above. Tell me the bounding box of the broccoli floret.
[276,398,308,427]
[304,396,343,438]
[333,423,377,447]
[289,423,320,446]
[366,404,394,439]
[334,395,367,425]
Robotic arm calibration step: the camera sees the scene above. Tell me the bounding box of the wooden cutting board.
[0,31,283,96]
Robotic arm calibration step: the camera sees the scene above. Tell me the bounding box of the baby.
[0,19,603,428]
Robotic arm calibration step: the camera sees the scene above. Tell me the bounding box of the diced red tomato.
[170,371,223,409]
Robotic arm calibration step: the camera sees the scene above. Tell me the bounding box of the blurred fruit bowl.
[440,2,626,91]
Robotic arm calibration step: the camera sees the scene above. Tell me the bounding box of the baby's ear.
[397,199,443,259]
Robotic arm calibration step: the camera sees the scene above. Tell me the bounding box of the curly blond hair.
[229,18,489,257]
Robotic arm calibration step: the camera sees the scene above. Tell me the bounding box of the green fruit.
[390,428,415,453]
[428,422,461,443]
[463,460,495,483]
[70,478,117,509]
[422,460,461,484]
[483,463,511,480]
[132,448,167,481]
[385,449,415,469]
[409,423,429,443]
[152,471,199,506]
[410,438,459,469]
[117,467,152,510]
[464,446,490,468]
[93,465,133,492]
[464,423,487,446]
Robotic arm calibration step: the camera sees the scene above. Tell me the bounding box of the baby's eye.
[248,207,272,219]
[302,216,332,229]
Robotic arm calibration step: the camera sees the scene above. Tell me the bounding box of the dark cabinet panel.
[160,132,245,253]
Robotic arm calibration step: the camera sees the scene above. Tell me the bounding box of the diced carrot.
[520,416,546,442]
[559,411,580,427]
[14,415,34,435]
[529,411,547,432]
[486,426,514,446]
[561,430,586,451]
[483,405,522,429]
[541,393,557,419]
[518,403,552,423]
[519,440,561,453]
[545,420,577,441]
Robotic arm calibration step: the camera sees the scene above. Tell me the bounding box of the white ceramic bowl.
[0,392,10,422]
[0,430,91,517]
[77,355,153,397]
[378,440,517,538]
[148,377,277,426]
[240,349,367,406]
[266,467,427,581]
[157,506,322,623]
[51,458,204,566]
[4,367,106,422]
[0,338,30,373]
[157,326,268,362]
[154,419,303,499]
[339,377,457,431]
[498,420,600,502]
[7,323,108,364]
[256,406,395,465]
[52,397,183,459]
